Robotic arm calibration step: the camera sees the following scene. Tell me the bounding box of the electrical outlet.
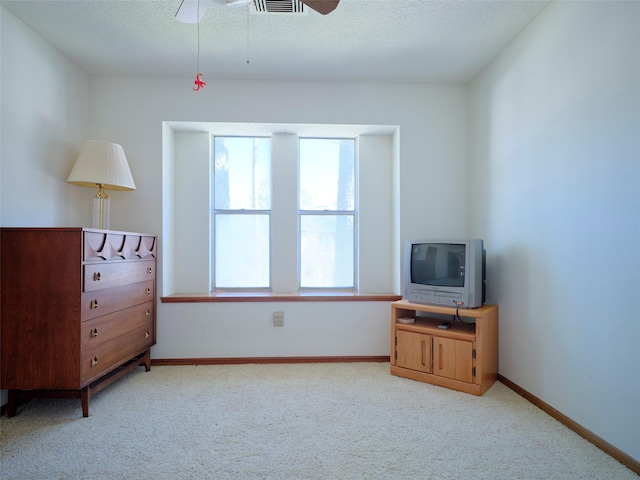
[272,311,284,327]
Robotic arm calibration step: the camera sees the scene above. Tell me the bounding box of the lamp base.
[93,187,110,230]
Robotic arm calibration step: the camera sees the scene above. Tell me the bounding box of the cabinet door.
[396,330,432,373]
[433,337,473,383]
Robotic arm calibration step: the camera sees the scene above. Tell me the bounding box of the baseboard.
[152,356,391,366]
[498,374,639,475]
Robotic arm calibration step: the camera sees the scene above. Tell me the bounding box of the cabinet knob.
[145,331,150,339]
[93,272,101,282]
[147,266,153,274]
[146,288,151,295]
[146,310,151,317]
[91,356,99,367]
[90,299,99,309]
[91,328,98,338]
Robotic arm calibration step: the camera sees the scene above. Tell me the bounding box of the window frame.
[297,136,358,292]
[211,135,272,292]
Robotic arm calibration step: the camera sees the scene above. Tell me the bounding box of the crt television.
[403,239,485,308]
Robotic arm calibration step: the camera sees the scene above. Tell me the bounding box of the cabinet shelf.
[395,317,476,341]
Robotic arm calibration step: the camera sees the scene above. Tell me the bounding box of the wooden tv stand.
[390,300,498,395]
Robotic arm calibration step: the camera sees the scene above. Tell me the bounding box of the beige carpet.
[0,363,635,479]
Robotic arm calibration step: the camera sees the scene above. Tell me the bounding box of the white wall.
[172,131,210,293]
[469,1,640,461]
[358,134,394,293]
[0,7,90,227]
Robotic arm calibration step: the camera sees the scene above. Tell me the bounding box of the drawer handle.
[93,272,101,282]
[146,288,151,295]
[91,356,99,367]
[147,267,153,274]
[90,299,99,309]
[91,328,98,338]
[146,310,151,317]
[145,331,150,339]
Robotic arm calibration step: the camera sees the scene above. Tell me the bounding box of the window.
[212,136,271,289]
[211,135,357,292]
[167,122,394,297]
[299,138,356,289]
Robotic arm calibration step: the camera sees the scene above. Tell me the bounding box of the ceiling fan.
[176,0,340,23]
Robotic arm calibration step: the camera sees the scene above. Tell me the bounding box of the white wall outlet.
[272,311,284,327]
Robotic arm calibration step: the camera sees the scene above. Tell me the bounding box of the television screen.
[411,243,465,288]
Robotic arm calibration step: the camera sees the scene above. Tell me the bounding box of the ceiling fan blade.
[299,0,339,15]
[220,0,250,6]
[175,0,210,24]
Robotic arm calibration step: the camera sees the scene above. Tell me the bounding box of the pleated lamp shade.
[67,140,136,190]
[67,140,136,230]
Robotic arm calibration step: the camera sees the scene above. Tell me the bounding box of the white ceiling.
[1,0,550,83]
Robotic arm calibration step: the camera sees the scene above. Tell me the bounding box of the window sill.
[160,292,402,303]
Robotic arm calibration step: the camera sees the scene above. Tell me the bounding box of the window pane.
[299,139,355,211]
[300,215,354,288]
[215,214,270,288]
[214,137,271,210]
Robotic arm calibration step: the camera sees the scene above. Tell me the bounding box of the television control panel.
[407,289,466,307]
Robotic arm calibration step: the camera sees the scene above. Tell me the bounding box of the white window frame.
[165,121,395,297]
[297,137,358,292]
[211,135,272,292]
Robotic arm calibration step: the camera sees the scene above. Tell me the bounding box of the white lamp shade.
[67,140,136,190]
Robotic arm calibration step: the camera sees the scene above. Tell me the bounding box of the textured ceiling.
[1,0,551,83]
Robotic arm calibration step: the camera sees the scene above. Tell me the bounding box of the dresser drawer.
[81,323,155,384]
[83,260,155,292]
[81,301,154,351]
[82,281,154,321]
[84,231,156,261]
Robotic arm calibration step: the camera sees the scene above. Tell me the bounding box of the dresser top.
[1,227,156,237]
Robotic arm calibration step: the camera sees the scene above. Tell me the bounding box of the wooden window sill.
[161,293,402,303]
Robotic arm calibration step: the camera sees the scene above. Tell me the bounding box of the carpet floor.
[0,362,636,479]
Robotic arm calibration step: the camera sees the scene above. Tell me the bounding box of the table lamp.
[67,140,136,230]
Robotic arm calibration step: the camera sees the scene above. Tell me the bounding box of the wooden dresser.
[1,227,157,417]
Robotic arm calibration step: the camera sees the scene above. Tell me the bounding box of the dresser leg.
[81,387,90,417]
[6,390,17,418]
[143,350,151,372]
